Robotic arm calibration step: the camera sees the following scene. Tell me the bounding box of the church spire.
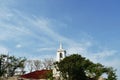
[60,42,63,49]
[57,42,66,62]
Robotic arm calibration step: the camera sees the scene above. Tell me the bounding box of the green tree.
[0,54,26,77]
[55,54,117,80]
[0,54,9,77]
[86,62,117,80]
[46,70,53,80]
[106,67,117,80]
[56,54,87,80]
[8,56,26,76]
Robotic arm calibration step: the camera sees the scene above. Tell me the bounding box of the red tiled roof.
[20,70,51,79]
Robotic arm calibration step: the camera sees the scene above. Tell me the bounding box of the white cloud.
[94,50,117,59]
[0,6,83,47]
[67,47,87,55]
[16,44,22,48]
[37,47,56,52]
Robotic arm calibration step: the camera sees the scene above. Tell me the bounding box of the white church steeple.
[56,43,66,62]
[53,43,67,79]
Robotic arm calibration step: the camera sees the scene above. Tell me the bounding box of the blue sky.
[0,0,120,79]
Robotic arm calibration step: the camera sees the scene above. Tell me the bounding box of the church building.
[53,43,66,80]
[20,43,67,80]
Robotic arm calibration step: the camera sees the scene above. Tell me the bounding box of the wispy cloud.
[37,47,56,52]
[16,44,22,48]
[94,50,117,59]
[0,7,118,61]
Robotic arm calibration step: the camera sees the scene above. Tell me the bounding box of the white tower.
[53,43,66,79]
[56,43,66,62]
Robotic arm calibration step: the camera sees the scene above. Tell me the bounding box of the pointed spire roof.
[60,42,63,49]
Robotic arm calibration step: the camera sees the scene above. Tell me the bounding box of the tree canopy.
[0,54,26,77]
[55,54,117,80]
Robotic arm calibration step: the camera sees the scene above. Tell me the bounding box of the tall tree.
[33,60,42,70]
[26,60,34,72]
[56,54,87,80]
[26,59,43,72]
[0,54,9,77]
[42,58,54,70]
[0,54,26,77]
[8,56,26,76]
[55,54,117,80]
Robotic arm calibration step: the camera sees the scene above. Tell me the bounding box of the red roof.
[20,70,51,79]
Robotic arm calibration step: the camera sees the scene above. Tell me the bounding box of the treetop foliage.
[0,54,26,77]
[55,54,117,80]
